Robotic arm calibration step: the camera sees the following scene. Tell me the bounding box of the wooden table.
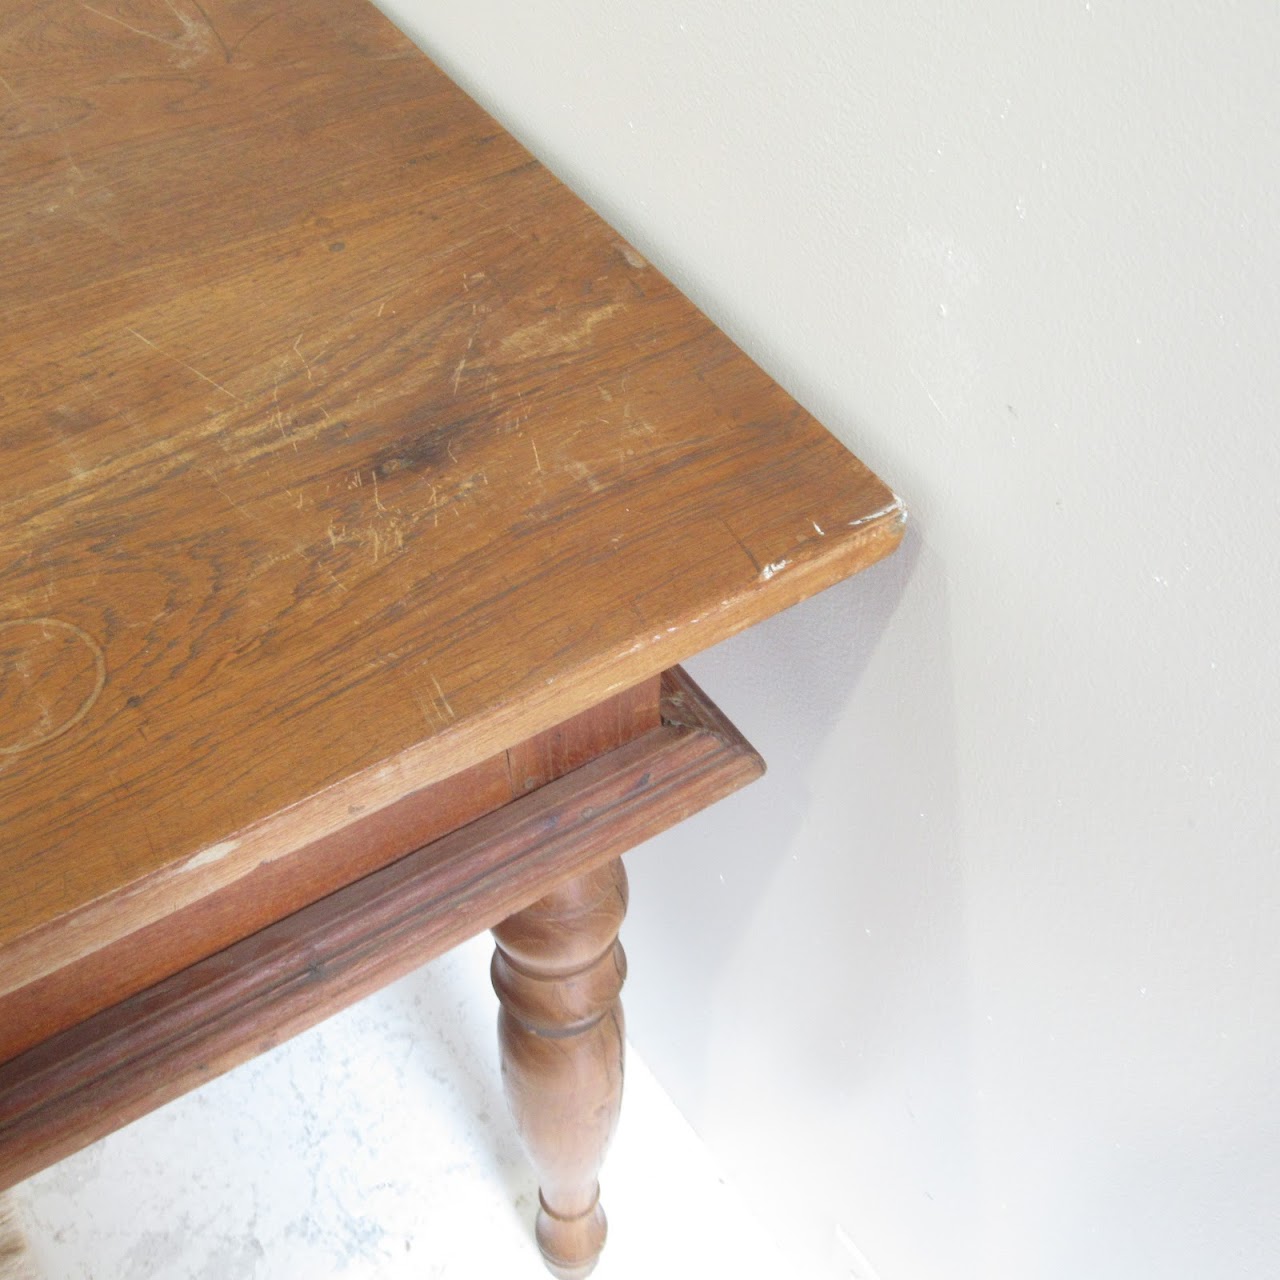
[0,1,903,1274]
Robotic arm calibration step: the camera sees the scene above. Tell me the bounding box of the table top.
[0,0,902,997]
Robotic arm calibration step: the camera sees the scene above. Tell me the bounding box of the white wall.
[377,3,1280,1276]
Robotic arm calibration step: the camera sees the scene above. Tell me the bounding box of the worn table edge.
[0,507,901,999]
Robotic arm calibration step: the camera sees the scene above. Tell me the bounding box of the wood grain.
[508,676,660,795]
[0,0,902,1003]
[0,668,762,1193]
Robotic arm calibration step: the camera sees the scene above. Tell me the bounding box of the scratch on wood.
[223,5,278,59]
[271,379,296,450]
[499,303,623,357]
[82,2,184,48]
[412,689,437,729]
[204,469,251,519]
[718,516,761,576]
[293,334,313,382]
[321,567,351,594]
[760,559,789,581]
[531,440,543,473]
[128,329,243,402]
[451,332,476,395]
[185,0,232,62]
[430,672,456,720]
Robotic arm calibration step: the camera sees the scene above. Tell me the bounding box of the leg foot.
[492,859,627,1279]
[535,1191,607,1279]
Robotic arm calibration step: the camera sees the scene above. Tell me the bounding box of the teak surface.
[0,0,902,998]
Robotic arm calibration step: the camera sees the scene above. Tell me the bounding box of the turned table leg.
[491,859,628,1279]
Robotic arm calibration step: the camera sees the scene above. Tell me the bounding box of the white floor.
[9,935,790,1280]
